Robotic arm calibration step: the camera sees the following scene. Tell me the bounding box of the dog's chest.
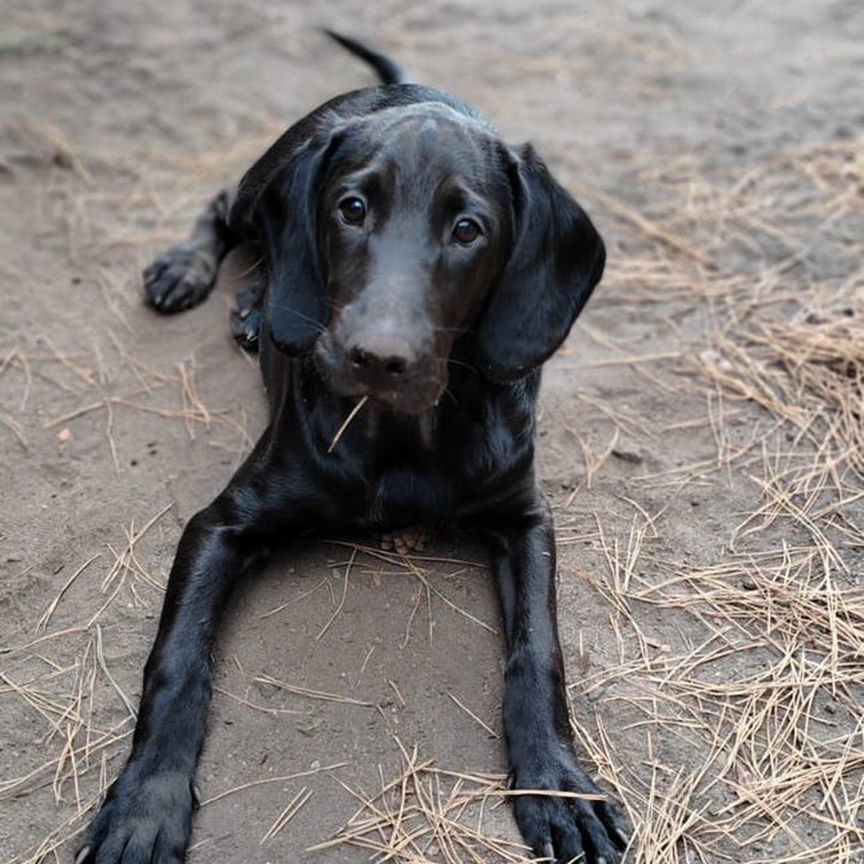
[366,468,454,525]
[360,426,528,528]
[323,380,536,527]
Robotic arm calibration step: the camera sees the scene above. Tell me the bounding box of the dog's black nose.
[348,339,414,381]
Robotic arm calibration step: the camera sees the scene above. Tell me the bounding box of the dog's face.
[251,101,606,415]
[313,107,514,414]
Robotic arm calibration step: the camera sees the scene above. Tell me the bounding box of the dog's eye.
[452,218,482,245]
[338,197,366,225]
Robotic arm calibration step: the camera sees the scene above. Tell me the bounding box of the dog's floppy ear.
[234,133,337,355]
[476,144,605,381]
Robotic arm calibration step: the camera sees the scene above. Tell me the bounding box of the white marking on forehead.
[418,118,440,156]
[379,101,463,122]
[374,101,494,137]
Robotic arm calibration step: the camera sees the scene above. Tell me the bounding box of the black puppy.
[78,32,629,864]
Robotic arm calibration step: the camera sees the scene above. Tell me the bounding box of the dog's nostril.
[348,342,412,378]
[384,356,407,376]
[349,347,370,368]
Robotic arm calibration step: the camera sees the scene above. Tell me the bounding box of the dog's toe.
[230,304,261,353]
[77,768,193,864]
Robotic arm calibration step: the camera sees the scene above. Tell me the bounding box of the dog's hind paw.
[143,243,218,314]
[230,282,263,353]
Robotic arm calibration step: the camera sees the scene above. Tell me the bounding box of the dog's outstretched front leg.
[76,436,301,864]
[488,502,630,864]
[144,188,236,313]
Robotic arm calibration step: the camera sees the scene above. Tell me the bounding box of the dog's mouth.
[322,369,447,417]
[366,379,446,415]
[312,332,447,417]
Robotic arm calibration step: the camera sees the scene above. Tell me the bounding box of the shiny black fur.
[80,33,628,864]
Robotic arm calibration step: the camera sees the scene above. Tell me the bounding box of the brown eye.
[338,197,366,225]
[452,217,481,245]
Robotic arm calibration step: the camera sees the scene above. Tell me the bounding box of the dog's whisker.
[433,325,472,335]
[265,303,328,335]
[445,357,477,372]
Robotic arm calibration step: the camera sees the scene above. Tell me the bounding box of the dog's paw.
[511,751,629,863]
[143,244,217,314]
[76,768,194,864]
[230,283,263,353]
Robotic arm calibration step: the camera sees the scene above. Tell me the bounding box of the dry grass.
[0,499,188,863]
[311,737,616,863]
[574,534,864,864]
[0,627,133,864]
[551,138,864,864]
[308,739,538,863]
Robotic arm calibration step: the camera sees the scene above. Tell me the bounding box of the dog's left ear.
[476,144,605,381]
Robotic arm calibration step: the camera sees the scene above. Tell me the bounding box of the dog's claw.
[74,845,91,864]
[230,298,262,353]
[596,798,630,850]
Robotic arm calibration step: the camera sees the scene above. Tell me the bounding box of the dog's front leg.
[488,502,630,864]
[77,442,298,864]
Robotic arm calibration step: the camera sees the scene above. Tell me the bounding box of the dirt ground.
[1,2,862,863]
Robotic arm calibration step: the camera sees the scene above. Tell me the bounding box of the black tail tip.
[321,28,406,86]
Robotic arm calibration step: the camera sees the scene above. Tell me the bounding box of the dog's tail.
[323,29,407,85]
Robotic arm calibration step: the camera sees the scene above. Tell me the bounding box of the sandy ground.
[1,2,862,863]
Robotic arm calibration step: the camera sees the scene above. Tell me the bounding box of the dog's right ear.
[232,133,337,355]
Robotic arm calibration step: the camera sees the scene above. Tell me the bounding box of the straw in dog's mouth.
[327,395,370,453]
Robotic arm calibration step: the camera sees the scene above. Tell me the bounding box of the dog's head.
[246,102,604,414]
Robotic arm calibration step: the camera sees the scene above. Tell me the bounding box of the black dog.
[78,32,629,864]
